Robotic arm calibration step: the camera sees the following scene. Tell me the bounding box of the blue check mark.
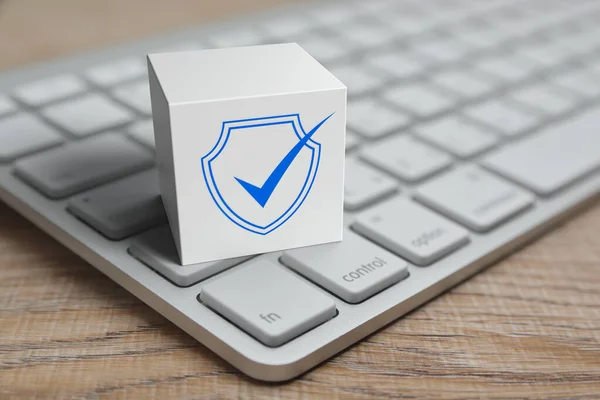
[235,112,334,208]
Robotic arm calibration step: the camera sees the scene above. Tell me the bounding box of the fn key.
[200,260,336,347]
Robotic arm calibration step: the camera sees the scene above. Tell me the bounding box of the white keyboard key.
[412,38,473,64]
[474,54,539,82]
[352,197,469,265]
[465,100,540,137]
[329,64,385,97]
[344,159,397,211]
[13,74,87,107]
[297,35,353,65]
[347,98,411,139]
[112,81,152,115]
[383,83,455,118]
[68,170,166,240]
[85,58,147,86]
[15,133,153,199]
[0,95,17,117]
[345,130,361,152]
[482,108,600,196]
[510,84,579,116]
[415,166,534,232]
[127,119,155,149]
[415,116,498,158]
[552,69,600,98]
[519,41,572,67]
[366,51,427,80]
[430,69,496,99]
[40,94,135,137]
[129,226,249,286]
[200,260,336,347]
[360,136,452,182]
[0,114,63,162]
[339,22,393,47]
[281,231,409,303]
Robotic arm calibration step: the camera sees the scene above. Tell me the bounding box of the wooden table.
[1,1,600,398]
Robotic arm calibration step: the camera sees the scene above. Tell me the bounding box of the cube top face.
[147,43,345,105]
[148,44,346,265]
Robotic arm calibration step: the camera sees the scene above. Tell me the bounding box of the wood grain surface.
[1,1,600,399]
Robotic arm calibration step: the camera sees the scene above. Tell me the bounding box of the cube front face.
[150,47,346,265]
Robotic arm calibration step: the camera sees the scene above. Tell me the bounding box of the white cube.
[148,44,346,265]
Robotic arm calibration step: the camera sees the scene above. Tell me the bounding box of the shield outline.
[201,114,322,235]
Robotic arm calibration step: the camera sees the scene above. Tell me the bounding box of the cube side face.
[148,60,182,257]
[170,87,346,265]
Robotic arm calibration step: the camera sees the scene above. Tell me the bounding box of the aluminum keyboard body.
[2,0,600,382]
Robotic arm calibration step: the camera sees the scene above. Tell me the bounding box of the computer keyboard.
[1,0,600,382]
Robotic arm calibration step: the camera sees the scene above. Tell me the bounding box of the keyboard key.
[474,54,539,83]
[360,135,452,182]
[430,69,497,99]
[13,74,87,107]
[311,3,357,24]
[519,41,573,67]
[200,260,336,347]
[0,95,17,117]
[263,16,312,39]
[281,231,409,303]
[85,58,147,86]
[347,98,410,139]
[344,158,397,211]
[338,21,393,47]
[345,130,360,152]
[297,35,353,65]
[415,166,534,232]
[509,84,579,116]
[352,197,469,265]
[127,119,155,149]
[415,116,498,158]
[0,114,63,162]
[551,69,600,98]
[40,94,135,137]
[112,81,152,115]
[412,37,473,64]
[465,100,540,137]
[482,108,600,196]
[365,51,428,80]
[68,170,166,240]
[329,64,386,97]
[15,133,153,199]
[383,83,455,118]
[129,226,249,286]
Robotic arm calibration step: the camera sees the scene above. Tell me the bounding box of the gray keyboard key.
[552,69,600,98]
[200,260,336,347]
[347,98,411,139]
[482,108,600,196]
[129,226,249,286]
[13,74,87,107]
[415,166,534,232]
[329,64,386,97]
[0,95,17,117]
[112,81,152,115]
[15,133,154,199]
[126,119,155,149]
[85,58,147,87]
[415,116,498,158]
[352,197,469,265]
[281,231,409,303]
[0,114,63,163]
[366,51,427,80]
[40,94,135,137]
[430,69,497,100]
[509,84,579,116]
[465,100,540,137]
[68,170,166,240]
[344,158,397,211]
[360,135,452,183]
[383,83,455,118]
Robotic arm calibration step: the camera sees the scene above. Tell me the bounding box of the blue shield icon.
[201,113,333,235]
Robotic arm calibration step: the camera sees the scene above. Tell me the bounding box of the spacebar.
[482,108,600,196]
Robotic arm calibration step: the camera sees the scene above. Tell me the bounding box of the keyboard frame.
[2,0,600,382]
